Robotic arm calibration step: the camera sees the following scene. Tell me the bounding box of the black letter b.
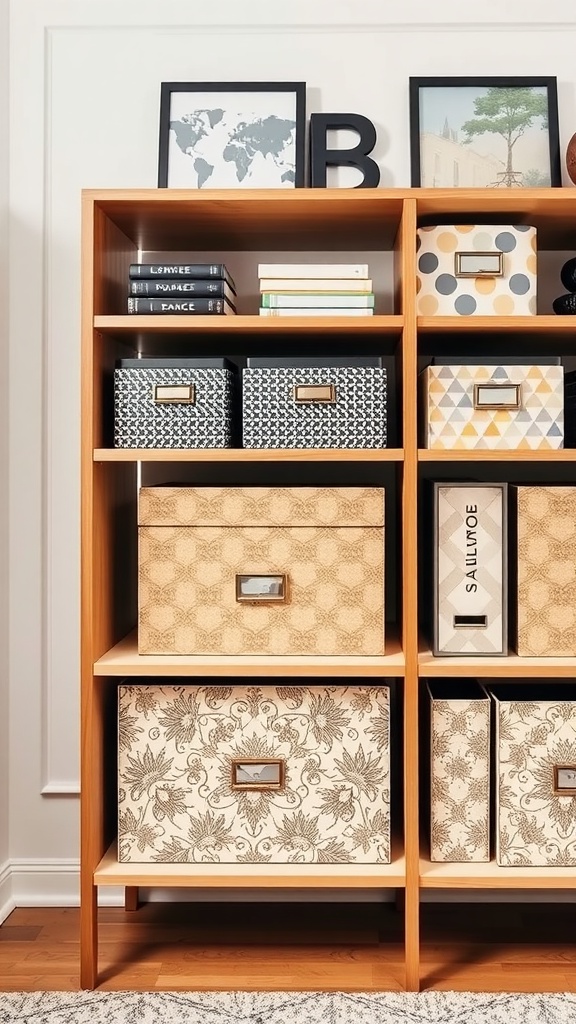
[309,113,380,188]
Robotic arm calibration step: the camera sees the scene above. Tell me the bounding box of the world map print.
[168,107,297,188]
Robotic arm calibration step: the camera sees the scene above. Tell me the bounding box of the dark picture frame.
[409,76,561,188]
[158,81,306,189]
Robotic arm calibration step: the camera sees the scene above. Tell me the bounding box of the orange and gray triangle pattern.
[423,365,564,449]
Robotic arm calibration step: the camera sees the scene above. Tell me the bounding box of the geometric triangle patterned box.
[416,224,537,316]
[421,364,564,450]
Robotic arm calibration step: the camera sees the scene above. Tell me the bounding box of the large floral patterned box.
[491,685,576,866]
[514,486,576,657]
[118,683,391,864]
[427,680,490,863]
[416,224,537,316]
[138,486,385,656]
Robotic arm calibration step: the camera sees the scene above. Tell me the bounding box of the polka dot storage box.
[416,224,537,316]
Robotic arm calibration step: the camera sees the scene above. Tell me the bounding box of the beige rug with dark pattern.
[1,990,575,1023]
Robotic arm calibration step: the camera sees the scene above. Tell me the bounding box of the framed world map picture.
[158,81,306,189]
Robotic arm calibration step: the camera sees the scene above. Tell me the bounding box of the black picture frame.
[409,76,561,189]
[158,81,306,189]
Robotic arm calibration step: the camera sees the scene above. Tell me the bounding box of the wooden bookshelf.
[81,186,576,994]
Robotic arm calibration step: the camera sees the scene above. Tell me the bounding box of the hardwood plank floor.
[1,903,576,992]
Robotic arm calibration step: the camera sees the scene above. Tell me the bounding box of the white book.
[259,278,372,293]
[257,263,369,279]
[259,307,374,317]
[262,293,374,309]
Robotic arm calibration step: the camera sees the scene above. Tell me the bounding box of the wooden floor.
[1,902,576,992]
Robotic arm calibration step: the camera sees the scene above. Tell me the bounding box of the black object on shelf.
[560,256,576,292]
[553,293,576,315]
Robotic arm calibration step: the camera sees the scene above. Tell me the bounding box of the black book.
[129,263,236,290]
[129,279,236,302]
[127,297,235,315]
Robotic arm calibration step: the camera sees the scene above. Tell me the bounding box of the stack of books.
[127,263,237,315]
[257,263,374,316]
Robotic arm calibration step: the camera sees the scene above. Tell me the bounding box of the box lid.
[246,356,383,368]
[138,486,385,528]
[117,358,235,370]
[431,356,561,366]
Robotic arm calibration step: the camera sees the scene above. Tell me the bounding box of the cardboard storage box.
[118,682,391,864]
[514,486,576,656]
[138,486,385,656]
[242,356,387,449]
[416,224,537,316]
[432,482,507,656]
[114,358,236,448]
[492,684,576,866]
[421,363,563,450]
[428,680,490,863]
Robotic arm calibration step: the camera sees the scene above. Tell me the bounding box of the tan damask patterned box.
[118,682,391,864]
[138,486,385,656]
[514,486,576,657]
[491,685,576,867]
[427,681,490,863]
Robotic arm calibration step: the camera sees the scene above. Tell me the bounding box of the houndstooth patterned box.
[242,360,387,449]
[422,364,564,450]
[118,682,391,864]
[114,358,236,448]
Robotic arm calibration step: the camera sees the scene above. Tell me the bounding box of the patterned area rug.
[1,991,576,1024]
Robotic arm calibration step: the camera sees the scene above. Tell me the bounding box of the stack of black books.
[127,263,237,315]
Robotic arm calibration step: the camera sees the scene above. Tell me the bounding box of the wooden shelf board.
[94,448,404,463]
[87,188,407,249]
[419,646,576,678]
[94,841,406,888]
[418,449,576,462]
[94,315,403,335]
[95,630,404,677]
[415,188,576,248]
[418,316,575,333]
[420,855,576,889]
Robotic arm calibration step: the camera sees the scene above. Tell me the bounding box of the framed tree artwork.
[158,82,306,189]
[409,77,561,188]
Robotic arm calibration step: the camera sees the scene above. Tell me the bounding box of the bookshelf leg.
[80,882,98,989]
[125,886,140,912]
[404,885,420,992]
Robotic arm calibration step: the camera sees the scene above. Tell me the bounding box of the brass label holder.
[455,251,504,278]
[553,765,576,796]
[293,383,336,403]
[473,382,521,411]
[231,758,285,791]
[153,383,196,404]
[235,573,288,603]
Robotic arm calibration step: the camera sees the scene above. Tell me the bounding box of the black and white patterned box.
[114,358,236,448]
[242,357,387,449]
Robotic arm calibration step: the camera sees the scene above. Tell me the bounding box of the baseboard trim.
[0,860,14,924]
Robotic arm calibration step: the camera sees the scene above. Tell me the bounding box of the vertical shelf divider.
[398,197,420,991]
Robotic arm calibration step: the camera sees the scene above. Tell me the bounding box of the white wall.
[0,0,10,922]
[6,0,576,907]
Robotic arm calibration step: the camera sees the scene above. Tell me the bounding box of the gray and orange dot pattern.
[416,224,537,316]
